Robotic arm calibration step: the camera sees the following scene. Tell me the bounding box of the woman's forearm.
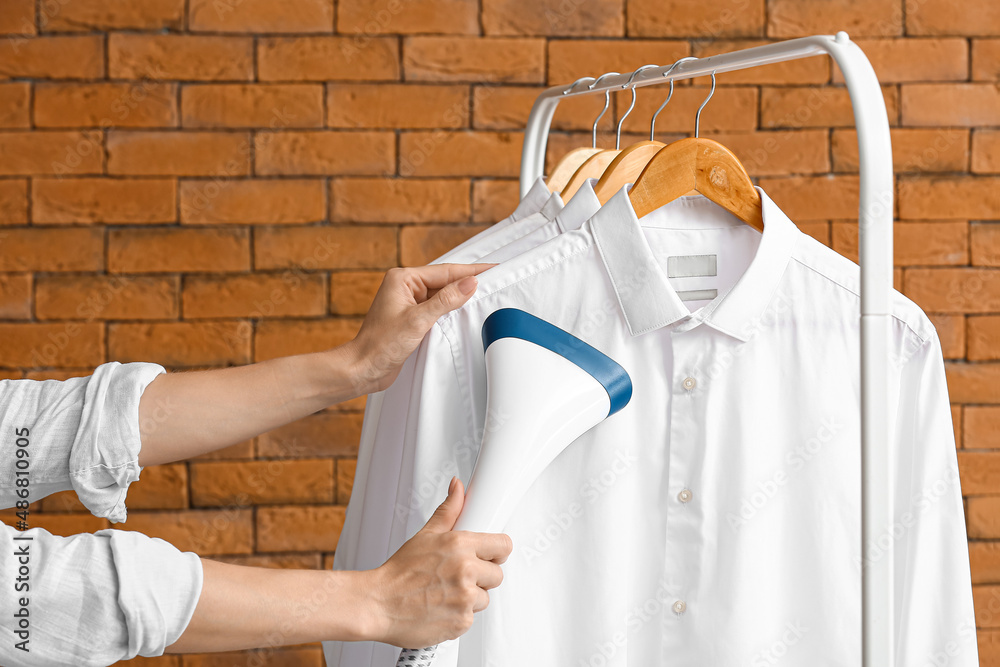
[137,342,369,467]
[165,558,378,653]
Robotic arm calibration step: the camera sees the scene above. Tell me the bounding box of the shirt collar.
[511,177,553,221]
[539,190,565,221]
[554,178,600,233]
[589,185,798,341]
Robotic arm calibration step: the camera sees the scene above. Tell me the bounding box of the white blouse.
[0,361,203,667]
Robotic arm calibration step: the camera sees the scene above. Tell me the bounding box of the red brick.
[404,37,545,84]
[761,86,900,128]
[40,489,87,513]
[330,271,383,315]
[960,452,1000,495]
[22,369,99,381]
[472,180,521,223]
[192,439,254,461]
[0,0,34,34]
[969,498,1000,539]
[183,274,326,319]
[331,177,469,223]
[619,85,759,135]
[254,319,363,362]
[972,131,1000,174]
[399,131,521,177]
[972,223,1000,267]
[698,130,829,176]
[336,459,356,505]
[188,0,333,33]
[797,222,830,246]
[1,512,108,536]
[126,464,188,510]
[0,273,30,319]
[756,175,860,221]
[339,0,478,34]
[258,411,364,458]
[953,403,962,448]
[108,228,250,273]
[833,128,968,173]
[484,0,623,36]
[898,177,1000,220]
[256,505,345,552]
[692,40,829,84]
[906,268,1000,313]
[972,39,1000,81]
[209,553,321,569]
[906,0,1000,36]
[254,226,396,270]
[36,275,179,320]
[116,509,253,555]
[0,35,102,79]
[109,34,253,81]
[971,542,1000,584]
[0,82,28,127]
[967,407,1000,449]
[257,36,399,82]
[0,131,104,176]
[0,179,27,224]
[180,179,325,224]
[832,38,968,83]
[401,224,490,265]
[903,84,1000,127]
[832,221,968,266]
[107,131,251,177]
[179,647,322,667]
[328,83,468,129]
[946,362,1000,403]
[473,85,606,132]
[547,40,689,87]
[970,317,1000,361]
[628,0,763,37]
[927,313,965,359]
[32,178,176,224]
[254,131,394,176]
[110,322,251,367]
[191,459,334,506]
[181,84,323,129]
[0,322,104,367]
[769,0,901,37]
[0,228,103,271]
[46,0,184,30]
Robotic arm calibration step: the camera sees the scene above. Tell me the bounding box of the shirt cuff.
[69,361,166,524]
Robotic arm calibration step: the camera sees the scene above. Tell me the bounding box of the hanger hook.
[615,64,657,150]
[588,72,619,149]
[695,70,717,139]
[562,76,595,96]
[650,56,697,142]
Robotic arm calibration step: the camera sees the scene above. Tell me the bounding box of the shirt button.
[677,489,693,503]
[672,600,687,614]
[682,376,697,391]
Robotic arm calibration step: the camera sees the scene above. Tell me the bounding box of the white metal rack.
[518,32,894,667]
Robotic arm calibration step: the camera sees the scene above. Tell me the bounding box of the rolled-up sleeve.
[0,361,165,523]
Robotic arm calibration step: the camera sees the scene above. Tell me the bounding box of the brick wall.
[0,0,998,664]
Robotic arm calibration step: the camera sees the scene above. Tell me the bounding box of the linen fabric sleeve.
[0,361,165,523]
[892,330,979,666]
[0,524,203,666]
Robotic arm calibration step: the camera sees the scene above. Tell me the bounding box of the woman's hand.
[363,476,513,648]
[347,263,496,395]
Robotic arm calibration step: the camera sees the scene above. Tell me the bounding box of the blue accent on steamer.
[481,308,633,416]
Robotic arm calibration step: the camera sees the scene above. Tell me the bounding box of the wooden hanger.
[547,147,603,193]
[628,71,763,232]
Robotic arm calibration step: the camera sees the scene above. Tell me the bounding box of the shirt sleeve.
[0,523,203,666]
[0,361,166,524]
[893,331,979,665]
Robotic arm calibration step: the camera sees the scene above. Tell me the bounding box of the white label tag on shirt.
[677,288,718,301]
[667,254,718,278]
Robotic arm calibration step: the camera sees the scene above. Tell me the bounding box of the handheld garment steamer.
[396,307,633,666]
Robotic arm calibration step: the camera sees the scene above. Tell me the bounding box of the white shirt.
[330,186,977,665]
[0,361,203,667]
[324,178,601,667]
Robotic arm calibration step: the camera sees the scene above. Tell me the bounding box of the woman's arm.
[137,264,493,467]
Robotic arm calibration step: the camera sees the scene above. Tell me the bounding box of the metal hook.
[562,76,595,95]
[650,57,697,141]
[615,64,658,150]
[694,70,717,139]
[587,72,620,149]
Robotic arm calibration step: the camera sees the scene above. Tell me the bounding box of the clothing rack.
[518,33,894,667]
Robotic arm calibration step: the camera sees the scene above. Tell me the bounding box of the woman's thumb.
[417,276,478,324]
[422,476,465,533]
